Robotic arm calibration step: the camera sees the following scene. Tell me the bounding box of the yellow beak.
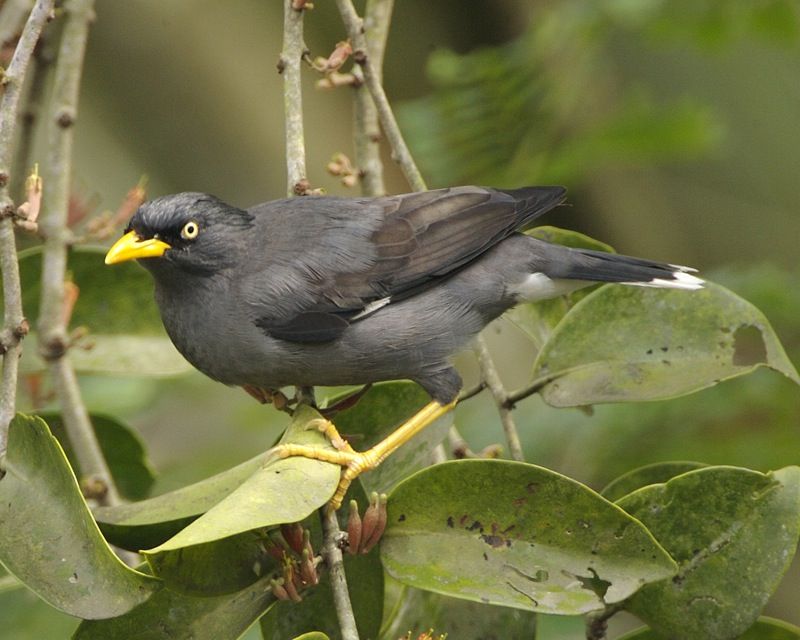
[104,231,172,265]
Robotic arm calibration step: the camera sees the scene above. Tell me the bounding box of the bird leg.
[274,398,457,510]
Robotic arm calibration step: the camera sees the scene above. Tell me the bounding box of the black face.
[128,192,254,277]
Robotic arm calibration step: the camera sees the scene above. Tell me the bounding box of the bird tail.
[556,248,704,290]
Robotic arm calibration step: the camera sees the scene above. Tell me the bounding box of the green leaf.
[511,226,613,349]
[380,577,536,640]
[381,459,676,614]
[94,453,267,551]
[9,246,191,376]
[146,530,272,597]
[617,616,800,639]
[291,634,330,640]
[619,466,800,639]
[600,461,708,502]
[0,415,159,618]
[0,583,80,639]
[39,412,156,501]
[330,381,453,495]
[144,406,340,553]
[530,282,800,407]
[73,576,275,640]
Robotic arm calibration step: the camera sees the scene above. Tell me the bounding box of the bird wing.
[244,185,566,343]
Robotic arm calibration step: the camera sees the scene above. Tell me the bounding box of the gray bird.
[105,186,703,506]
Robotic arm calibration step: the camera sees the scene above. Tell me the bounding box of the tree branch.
[474,335,525,462]
[37,0,119,505]
[336,0,425,192]
[0,0,54,457]
[320,508,360,639]
[352,0,393,197]
[0,0,34,50]
[280,0,308,197]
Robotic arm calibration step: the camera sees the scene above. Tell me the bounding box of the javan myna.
[105,186,703,506]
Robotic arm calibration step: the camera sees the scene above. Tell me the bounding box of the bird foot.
[274,443,378,510]
[274,399,457,510]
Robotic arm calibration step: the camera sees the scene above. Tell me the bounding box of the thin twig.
[336,0,425,192]
[37,0,119,505]
[504,376,553,409]
[320,508,360,640]
[474,335,525,462]
[352,0,393,197]
[281,1,358,631]
[0,0,54,458]
[280,0,308,197]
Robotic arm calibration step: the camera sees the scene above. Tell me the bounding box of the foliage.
[1,2,799,640]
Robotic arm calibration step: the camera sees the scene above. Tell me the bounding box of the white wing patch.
[509,273,590,302]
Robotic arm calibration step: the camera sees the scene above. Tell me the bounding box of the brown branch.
[0,0,54,457]
[474,335,525,462]
[37,0,119,505]
[352,0,393,196]
[336,0,425,192]
[280,0,308,197]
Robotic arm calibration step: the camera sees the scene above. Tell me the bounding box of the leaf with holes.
[619,466,800,639]
[381,460,676,614]
[529,282,799,407]
[0,415,159,618]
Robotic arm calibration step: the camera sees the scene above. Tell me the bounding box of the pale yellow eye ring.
[181,220,199,240]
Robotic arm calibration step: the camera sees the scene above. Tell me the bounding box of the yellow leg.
[274,399,457,509]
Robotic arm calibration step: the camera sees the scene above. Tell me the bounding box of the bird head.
[104,192,254,277]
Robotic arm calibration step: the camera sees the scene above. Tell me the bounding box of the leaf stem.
[280,0,308,197]
[0,0,54,458]
[320,507,360,640]
[352,0,393,197]
[474,335,525,462]
[336,0,425,192]
[37,0,119,505]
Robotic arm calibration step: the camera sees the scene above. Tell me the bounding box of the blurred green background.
[8,0,800,637]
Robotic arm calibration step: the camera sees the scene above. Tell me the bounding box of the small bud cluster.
[346,492,387,555]
[264,522,319,603]
[326,152,359,188]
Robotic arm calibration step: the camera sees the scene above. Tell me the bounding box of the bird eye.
[181,221,199,240]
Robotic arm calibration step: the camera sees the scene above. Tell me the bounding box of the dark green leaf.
[330,381,452,495]
[381,460,676,614]
[9,246,190,376]
[530,282,800,407]
[94,453,267,551]
[73,576,275,640]
[617,616,800,639]
[380,577,536,640]
[600,461,708,502]
[291,634,330,640]
[620,466,800,639]
[260,551,383,640]
[144,406,340,553]
[146,530,272,597]
[39,412,156,501]
[0,415,159,618]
